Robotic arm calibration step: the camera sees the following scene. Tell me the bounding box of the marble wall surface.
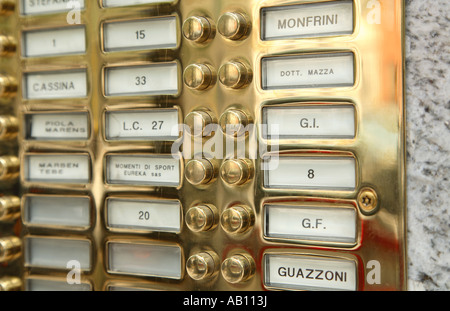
[405,0,449,291]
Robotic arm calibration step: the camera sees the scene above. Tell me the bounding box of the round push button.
[0,277,22,291]
[0,156,19,181]
[0,75,17,98]
[220,205,254,234]
[0,116,18,140]
[0,35,16,56]
[182,16,215,43]
[185,158,215,186]
[0,236,21,263]
[184,110,214,137]
[0,196,20,222]
[219,109,250,136]
[187,251,220,281]
[184,64,215,91]
[218,61,252,89]
[220,159,253,186]
[185,204,218,232]
[217,12,250,40]
[0,0,15,16]
[221,254,255,284]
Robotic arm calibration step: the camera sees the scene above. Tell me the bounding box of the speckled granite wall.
[405,0,449,291]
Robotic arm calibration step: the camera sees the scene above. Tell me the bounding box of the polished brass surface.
[185,204,218,232]
[218,60,252,89]
[219,109,251,137]
[184,63,216,90]
[182,16,216,44]
[0,0,14,16]
[186,251,220,280]
[0,236,21,263]
[0,35,16,56]
[220,158,253,185]
[184,110,214,137]
[220,204,254,234]
[185,158,215,185]
[2,0,406,291]
[0,75,17,98]
[221,253,255,284]
[0,155,19,181]
[0,115,18,140]
[0,195,20,221]
[217,12,251,41]
[0,276,22,291]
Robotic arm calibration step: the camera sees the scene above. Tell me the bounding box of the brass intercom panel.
[0,0,406,291]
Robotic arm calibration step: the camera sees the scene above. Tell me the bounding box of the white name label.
[105,109,179,141]
[24,195,90,228]
[105,63,179,96]
[262,53,354,90]
[23,27,86,57]
[25,237,91,270]
[265,205,357,243]
[106,155,180,187]
[108,242,182,279]
[24,154,90,183]
[24,70,87,99]
[21,0,85,15]
[263,105,355,139]
[103,17,177,52]
[107,198,181,233]
[102,0,173,7]
[26,278,92,291]
[265,254,357,291]
[264,156,356,190]
[27,112,89,140]
[261,1,353,40]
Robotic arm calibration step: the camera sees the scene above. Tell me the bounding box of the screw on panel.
[357,188,379,215]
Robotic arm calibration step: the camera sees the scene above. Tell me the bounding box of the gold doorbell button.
[0,277,22,291]
[0,155,19,181]
[184,63,216,91]
[0,35,15,56]
[0,75,17,98]
[0,236,21,263]
[186,251,220,281]
[221,253,255,284]
[0,0,14,16]
[184,110,215,137]
[217,12,250,41]
[219,109,250,136]
[0,196,20,222]
[218,61,252,89]
[182,16,216,44]
[220,159,253,186]
[185,158,216,186]
[185,204,218,232]
[0,115,18,140]
[220,204,254,234]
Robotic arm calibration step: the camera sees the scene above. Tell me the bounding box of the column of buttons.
[0,2,21,290]
[182,8,256,285]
